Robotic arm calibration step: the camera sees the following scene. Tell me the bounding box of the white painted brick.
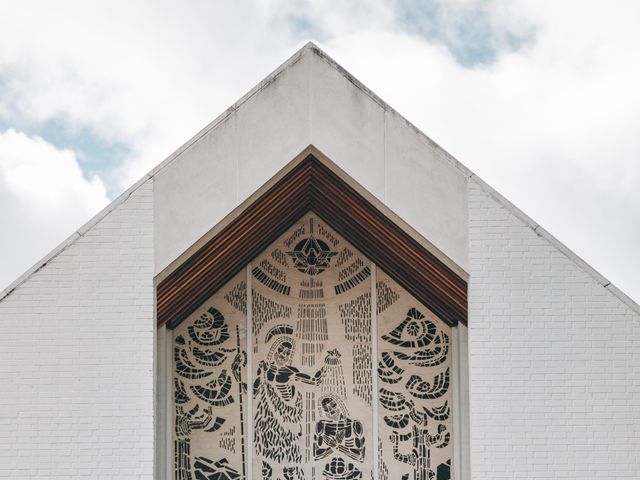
[0,179,154,479]
[468,179,640,479]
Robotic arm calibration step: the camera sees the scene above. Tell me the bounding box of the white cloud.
[0,2,304,186]
[0,0,638,301]
[0,129,109,289]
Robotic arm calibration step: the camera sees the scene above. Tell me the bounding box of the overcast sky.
[0,0,638,303]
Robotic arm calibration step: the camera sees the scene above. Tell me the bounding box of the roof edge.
[3,40,470,304]
[307,43,474,179]
[155,144,469,285]
[156,149,468,329]
[0,173,153,303]
[0,42,316,304]
[4,41,636,321]
[469,172,640,317]
[150,41,316,179]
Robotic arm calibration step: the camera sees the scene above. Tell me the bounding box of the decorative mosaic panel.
[172,212,454,480]
[172,271,248,480]
[251,213,373,480]
[377,270,453,480]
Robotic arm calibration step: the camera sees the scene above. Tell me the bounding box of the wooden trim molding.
[156,153,468,328]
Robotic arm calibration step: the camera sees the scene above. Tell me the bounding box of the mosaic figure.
[243,335,331,479]
[314,394,365,463]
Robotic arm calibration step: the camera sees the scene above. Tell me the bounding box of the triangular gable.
[156,148,467,329]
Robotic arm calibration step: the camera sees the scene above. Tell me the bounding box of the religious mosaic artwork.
[251,213,373,480]
[172,271,247,480]
[377,271,453,480]
[172,212,453,480]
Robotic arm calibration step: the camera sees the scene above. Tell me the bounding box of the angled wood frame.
[156,153,468,329]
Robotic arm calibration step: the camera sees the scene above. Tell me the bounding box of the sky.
[0,0,638,303]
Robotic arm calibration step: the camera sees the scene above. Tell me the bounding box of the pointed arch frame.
[156,150,467,329]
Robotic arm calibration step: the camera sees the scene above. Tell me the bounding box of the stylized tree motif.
[380,307,452,480]
[175,404,227,480]
[174,307,242,480]
[388,402,450,480]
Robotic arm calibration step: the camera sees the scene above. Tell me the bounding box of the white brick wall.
[0,179,154,479]
[1,94,638,479]
[468,179,640,479]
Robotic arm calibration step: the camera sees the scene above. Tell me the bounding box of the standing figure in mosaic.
[314,394,365,480]
[238,335,328,479]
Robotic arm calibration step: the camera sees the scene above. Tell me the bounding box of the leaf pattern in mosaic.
[172,271,247,480]
[251,213,372,480]
[377,270,452,480]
